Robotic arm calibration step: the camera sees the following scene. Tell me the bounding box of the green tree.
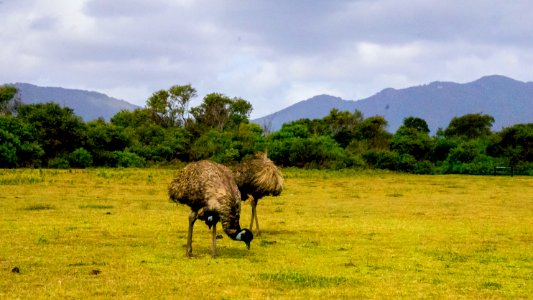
[114,151,146,167]
[231,123,267,158]
[440,138,497,175]
[391,117,432,160]
[272,122,310,140]
[17,103,86,164]
[402,116,430,134]
[0,129,19,167]
[146,84,197,127]
[0,116,44,167]
[189,129,232,162]
[128,124,190,163]
[444,113,495,139]
[189,93,252,132]
[0,85,21,116]
[68,148,93,168]
[488,123,533,166]
[430,131,457,163]
[85,118,131,166]
[168,84,197,126]
[323,109,363,148]
[348,116,392,152]
[111,108,153,128]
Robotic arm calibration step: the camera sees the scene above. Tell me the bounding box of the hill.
[253,75,533,134]
[12,83,139,121]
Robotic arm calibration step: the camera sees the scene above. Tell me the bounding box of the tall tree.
[488,123,533,165]
[444,113,495,139]
[111,108,153,128]
[17,103,86,163]
[391,117,432,160]
[323,109,364,148]
[190,93,252,132]
[168,84,197,126]
[401,116,430,134]
[355,116,391,150]
[146,84,197,127]
[0,116,44,167]
[0,85,21,116]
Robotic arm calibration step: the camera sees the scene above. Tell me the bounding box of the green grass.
[0,168,532,299]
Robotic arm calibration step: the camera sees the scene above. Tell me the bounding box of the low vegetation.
[1,168,531,298]
[1,84,532,175]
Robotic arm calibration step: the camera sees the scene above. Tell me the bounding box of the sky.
[1,0,532,119]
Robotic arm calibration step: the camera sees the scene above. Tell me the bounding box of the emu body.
[234,152,284,235]
[168,160,252,257]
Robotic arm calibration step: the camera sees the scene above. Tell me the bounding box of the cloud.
[1,0,533,118]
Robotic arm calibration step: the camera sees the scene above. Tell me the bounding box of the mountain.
[12,83,139,121]
[253,75,533,134]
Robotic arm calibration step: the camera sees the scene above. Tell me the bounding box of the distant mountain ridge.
[12,83,139,121]
[253,75,533,134]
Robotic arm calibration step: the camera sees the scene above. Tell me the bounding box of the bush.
[69,148,93,168]
[514,162,533,175]
[215,148,240,164]
[363,150,398,171]
[0,129,19,168]
[269,136,352,169]
[48,157,70,169]
[438,155,501,175]
[114,151,146,168]
[414,160,435,174]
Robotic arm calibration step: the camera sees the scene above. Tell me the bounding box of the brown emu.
[234,152,284,235]
[168,160,253,257]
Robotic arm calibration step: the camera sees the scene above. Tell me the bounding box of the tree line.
[1,84,532,175]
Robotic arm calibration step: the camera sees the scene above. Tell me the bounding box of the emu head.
[235,228,254,249]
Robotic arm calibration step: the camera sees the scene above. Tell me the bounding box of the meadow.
[0,168,532,299]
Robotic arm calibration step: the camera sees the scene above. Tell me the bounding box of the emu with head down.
[168,160,253,257]
[234,152,284,235]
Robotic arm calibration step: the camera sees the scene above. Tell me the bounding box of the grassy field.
[0,168,532,299]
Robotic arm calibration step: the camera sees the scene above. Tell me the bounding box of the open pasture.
[1,168,532,299]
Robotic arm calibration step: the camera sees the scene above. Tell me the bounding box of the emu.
[234,152,284,235]
[168,160,253,257]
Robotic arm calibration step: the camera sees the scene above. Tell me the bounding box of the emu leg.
[254,206,260,236]
[186,211,198,257]
[249,198,256,231]
[254,204,260,236]
[211,223,217,258]
[250,199,260,236]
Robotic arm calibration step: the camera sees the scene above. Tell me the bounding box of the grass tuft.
[22,204,55,211]
[79,204,114,209]
[430,250,469,263]
[0,177,43,185]
[481,282,503,289]
[259,270,348,288]
[386,193,403,197]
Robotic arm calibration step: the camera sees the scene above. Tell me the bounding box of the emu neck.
[220,215,242,240]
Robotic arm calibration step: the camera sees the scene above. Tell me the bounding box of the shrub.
[48,157,70,169]
[0,129,19,168]
[514,162,533,175]
[363,150,397,170]
[414,160,435,174]
[69,148,93,168]
[114,151,146,168]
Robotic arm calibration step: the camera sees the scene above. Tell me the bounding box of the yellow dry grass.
[0,168,532,299]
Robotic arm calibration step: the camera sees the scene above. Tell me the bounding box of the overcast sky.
[1,0,532,118]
